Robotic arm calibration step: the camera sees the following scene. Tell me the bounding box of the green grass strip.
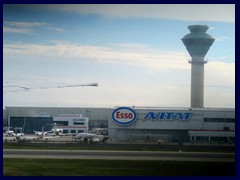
[4,158,235,176]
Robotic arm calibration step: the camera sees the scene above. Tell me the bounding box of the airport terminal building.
[3,106,235,143]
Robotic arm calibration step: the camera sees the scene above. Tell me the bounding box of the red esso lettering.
[116,111,133,119]
[116,112,121,118]
[128,113,133,119]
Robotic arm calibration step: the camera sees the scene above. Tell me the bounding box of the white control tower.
[182,25,215,108]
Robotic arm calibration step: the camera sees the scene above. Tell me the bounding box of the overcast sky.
[3,4,235,108]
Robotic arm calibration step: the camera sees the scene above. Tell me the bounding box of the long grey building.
[4,106,235,143]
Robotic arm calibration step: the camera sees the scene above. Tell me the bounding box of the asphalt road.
[3,149,235,162]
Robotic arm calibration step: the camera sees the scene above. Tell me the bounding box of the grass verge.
[3,158,235,176]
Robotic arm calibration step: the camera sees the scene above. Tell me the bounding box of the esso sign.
[112,107,137,125]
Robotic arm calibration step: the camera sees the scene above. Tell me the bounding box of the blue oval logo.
[112,107,137,125]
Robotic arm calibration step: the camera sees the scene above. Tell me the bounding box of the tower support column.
[190,56,205,108]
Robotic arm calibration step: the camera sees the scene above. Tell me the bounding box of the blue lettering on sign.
[165,112,174,120]
[144,112,192,121]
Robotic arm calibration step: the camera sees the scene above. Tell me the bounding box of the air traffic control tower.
[182,25,215,108]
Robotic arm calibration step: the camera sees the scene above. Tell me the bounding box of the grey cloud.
[49,4,235,23]
[3,21,64,34]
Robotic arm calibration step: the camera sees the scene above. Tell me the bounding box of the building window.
[196,136,209,141]
[226,118,235,123]
[73,122,85,125]
[53,121,68,126]
[204,118,235,123]
[63,130,68,134]
[70,130,76,134]
[10,116,53,134]
[210,137,228,143]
